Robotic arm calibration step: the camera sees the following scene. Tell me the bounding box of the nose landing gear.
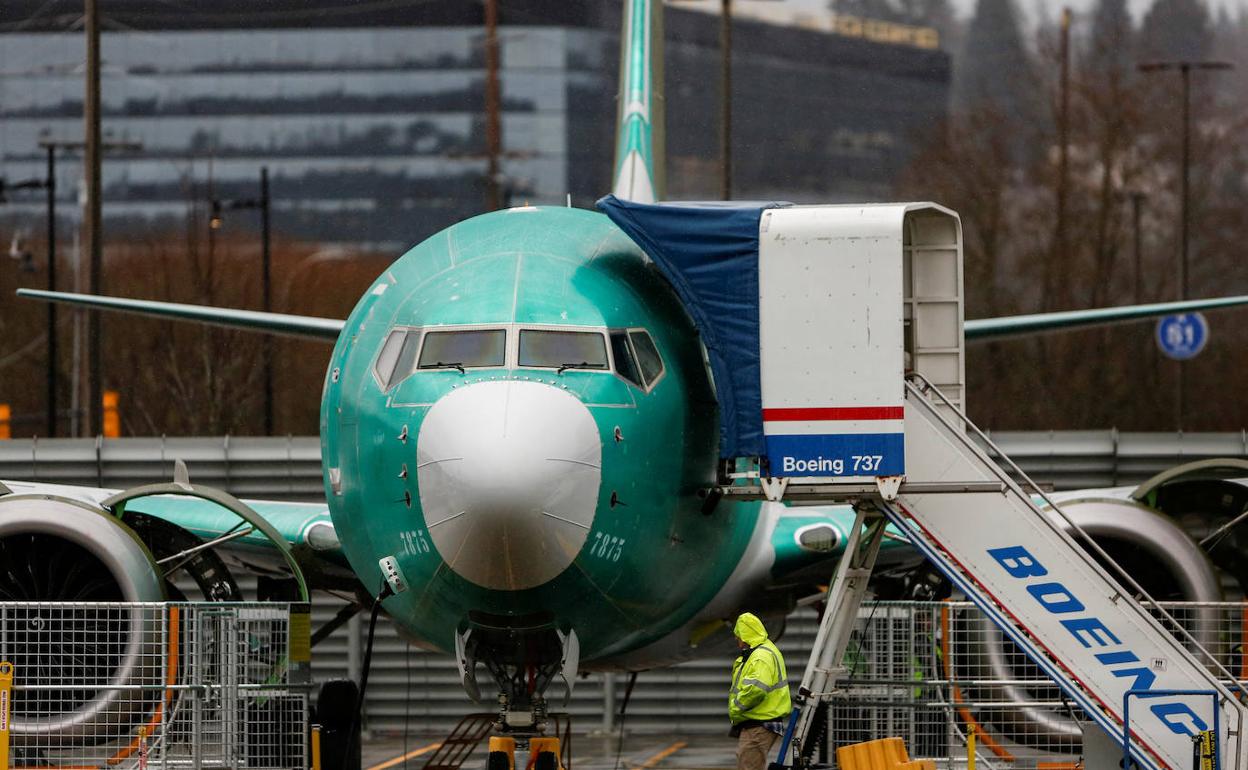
[452,614,579,770]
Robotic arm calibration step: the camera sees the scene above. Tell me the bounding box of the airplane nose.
[416,380,602,590]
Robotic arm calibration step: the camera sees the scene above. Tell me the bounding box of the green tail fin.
[612,0,664,203]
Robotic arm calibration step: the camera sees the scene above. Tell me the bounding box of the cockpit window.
[519,330,608,371]
[418,329,506,370]
[609,331,642,387]
[390,331,424,385]
[374,329,407,390]
[629,330,664,386]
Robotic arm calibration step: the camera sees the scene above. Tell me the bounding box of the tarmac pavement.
[361,734,740,770]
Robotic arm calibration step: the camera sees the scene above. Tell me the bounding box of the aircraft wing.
[15,289,343,341]
[965,295,1248,342]
[20,290,1248,349]
[0,478,349,577]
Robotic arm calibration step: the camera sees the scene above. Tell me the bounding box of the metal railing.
[825,601,1248,769]
[2,432,1246,498]
[1,602,309,770]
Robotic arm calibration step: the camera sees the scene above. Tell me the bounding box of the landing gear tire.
[488,751,512,770]
[487,735,517,770]
[534,752,559,770]
[315,679,362,770]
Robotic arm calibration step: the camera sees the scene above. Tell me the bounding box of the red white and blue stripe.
[763,406,905,477]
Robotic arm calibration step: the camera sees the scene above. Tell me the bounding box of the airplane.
[5,0,1248,756]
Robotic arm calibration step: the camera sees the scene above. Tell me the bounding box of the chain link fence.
[825,601,1248,770]
[3,598,1246,770]
[0,602,309,770]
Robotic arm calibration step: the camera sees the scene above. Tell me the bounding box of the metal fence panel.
[1,602,308,770]
[825,601,1248,770]
[9,592,1246,759]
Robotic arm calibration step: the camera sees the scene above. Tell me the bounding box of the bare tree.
[897,1,1248,430]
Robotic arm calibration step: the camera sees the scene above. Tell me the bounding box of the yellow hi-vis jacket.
[729,613,792,725]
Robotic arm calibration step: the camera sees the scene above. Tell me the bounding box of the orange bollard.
[0,405,9,440]
[311,724,323,770]
[102,390,120,438]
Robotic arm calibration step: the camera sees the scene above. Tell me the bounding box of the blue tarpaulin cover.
[597,194,789,458]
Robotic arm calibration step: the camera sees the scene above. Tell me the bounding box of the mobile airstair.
[598,196,1248,770]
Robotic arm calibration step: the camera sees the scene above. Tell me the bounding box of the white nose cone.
[417,380,602,590]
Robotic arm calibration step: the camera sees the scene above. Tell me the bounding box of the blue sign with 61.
[1156,313,1209,360]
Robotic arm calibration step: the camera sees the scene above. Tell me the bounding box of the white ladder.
[790,504,887,753]
[780,374,1248,770]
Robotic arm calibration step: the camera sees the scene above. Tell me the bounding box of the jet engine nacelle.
[0,492,165,745]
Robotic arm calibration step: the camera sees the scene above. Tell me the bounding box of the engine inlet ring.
[0,495,165,744]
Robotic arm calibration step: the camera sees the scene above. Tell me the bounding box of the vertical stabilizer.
[612,0,665,203]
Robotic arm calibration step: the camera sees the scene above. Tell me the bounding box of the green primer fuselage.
[320,206,762,661]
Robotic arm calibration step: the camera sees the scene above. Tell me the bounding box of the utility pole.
[1130,192,1145,305]
[1137,60,1232,429]
[720,0,733,200]
[84,0,103,438]
[1052,7,1071,312]
[45,146,56,437]
[260,167,272,435]
[210,166,274,434]
[484,0,502,211]
[35,138,141,438]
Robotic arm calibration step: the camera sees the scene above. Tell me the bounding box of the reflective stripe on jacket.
[729,613,792,724]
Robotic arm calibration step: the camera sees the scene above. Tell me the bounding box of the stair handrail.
[904,371,1248,707]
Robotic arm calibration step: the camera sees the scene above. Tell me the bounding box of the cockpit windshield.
[518,330,609,371]
[609,331,642,386]
[629,330,664,385]
[374,329,408,390]
[374,324,663,391]
[418,329,506,370]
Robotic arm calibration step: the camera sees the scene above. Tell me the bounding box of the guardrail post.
[0,661,12,770]
[311,724,322,770]
[967,724,976,770]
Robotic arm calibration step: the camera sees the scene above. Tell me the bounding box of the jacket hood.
[734,612,768,646]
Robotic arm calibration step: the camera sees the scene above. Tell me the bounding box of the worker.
[729,612,792,770]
